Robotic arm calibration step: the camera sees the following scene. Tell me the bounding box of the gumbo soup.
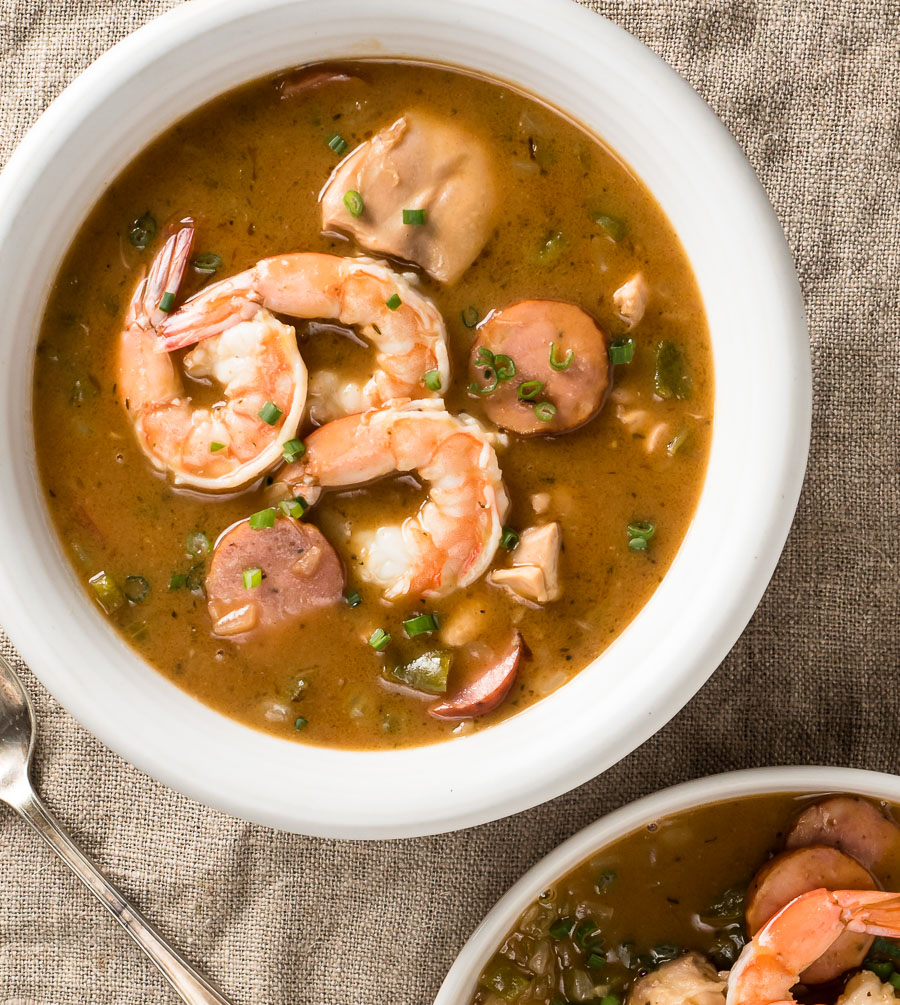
[473,794,900,1005]
[33,60,713,749]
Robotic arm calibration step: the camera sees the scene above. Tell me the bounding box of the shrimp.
[117,221,307,491]
[726,888,900,1005]
[283,398,508,599]
[156,253,450,423]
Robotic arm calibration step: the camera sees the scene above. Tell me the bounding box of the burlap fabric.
[1,1,898,1001]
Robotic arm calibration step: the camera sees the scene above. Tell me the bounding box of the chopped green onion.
[627,521,655,541]
[185,530,210,557]
[549,917,575,939]
[278,498,307,519]
[281,438,306,463]
[159,291,175,314]
[343,190,364,217]
[327,133,348,154]
[192,253,222,275]
[889,973,900,991]
[478,955,531,1001]
[242,567,262,589]
[609,337,635,365]
[402,208,427,225]
[667,429,690,457]
[500,526,520,550]
[867,962,895,981]
[600,996,622,1005]
[474,345,495,367]
[533,401,556,422]
[422,369,442,391]
[385,293,402,311]
[627,522,655,552]
[574,918,601,949]
[345,591,362,608]
[654,340,692,400]
[587,952,606,970]
[494,353,516,381]
[403,613,440,637]
[169,573,187,590]
[123,575,149,603]
[249,507,277,530]
[518,379,543,401]
[461,306,480,328]
[873,939,900,962]
[468,369,499,395]
[592,212,627,241]
[209,441,226,453]
[537,230,565,264]
[88,571,126,614]
[185,563,205,594]
[549,341,574,371]
[368,628,391,651]
[128,213,157,249]
[294,715,308,731]
[388,650,451,694]
[258,400,283,425]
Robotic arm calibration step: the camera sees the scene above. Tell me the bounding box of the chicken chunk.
[837,971,897,1005]
[613,272,649,328]
[628,953,725,1005]
[320,110,496,283]
[490,522,561,603]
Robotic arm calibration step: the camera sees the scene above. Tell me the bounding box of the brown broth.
[472,793,900,1005]
[32,60,713,749]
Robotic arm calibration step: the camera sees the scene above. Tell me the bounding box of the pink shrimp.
[156,253,450,423]
[117,221,307,491]
[282,398,508,600]
[726,888,900,1005]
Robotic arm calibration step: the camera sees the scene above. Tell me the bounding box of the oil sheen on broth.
[32,61,713,750]
[472,794,900,1005]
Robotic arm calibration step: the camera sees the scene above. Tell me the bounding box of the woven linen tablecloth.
[1,1,898,1002]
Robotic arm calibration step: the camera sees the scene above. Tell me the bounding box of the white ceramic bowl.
[436,766,900,1003]
[0,0,809,838]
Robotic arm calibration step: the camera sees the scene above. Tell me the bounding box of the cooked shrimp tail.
[727,888,900,1005]
[129,218,194,331]
[117,225,307,492]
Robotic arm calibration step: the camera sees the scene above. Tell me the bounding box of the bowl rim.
[435,765,900,1003]
[0,0,810,837]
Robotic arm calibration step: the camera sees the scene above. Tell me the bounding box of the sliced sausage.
[429,632,523,720]
[745,846,877,983]
[276,68,358,99]
[470,300,609,435]
[320,110,497,283]
[786,796,900,872]
[206,517,343,637]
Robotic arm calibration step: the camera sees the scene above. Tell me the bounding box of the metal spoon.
[0,650,233,1004]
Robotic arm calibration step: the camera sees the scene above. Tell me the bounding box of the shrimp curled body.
[117,222,307,491]
[285,399,509,600]
[727,888,900,1005]
[157,253,450,423]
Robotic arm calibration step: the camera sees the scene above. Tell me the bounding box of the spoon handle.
[13,786,233,1005]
